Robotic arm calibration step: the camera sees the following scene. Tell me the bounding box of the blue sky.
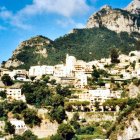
[0,0,132,63]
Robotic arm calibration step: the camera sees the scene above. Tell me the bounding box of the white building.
[66,54,76,76]
[10,119,27,135]
[70,89,115,111]
[29,65,54,77]
[136,69,140,78]
[6,88,25,102]
[75,72,87,88]
[54,64,67,77]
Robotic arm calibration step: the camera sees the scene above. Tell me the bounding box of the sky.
[0,0,132,63]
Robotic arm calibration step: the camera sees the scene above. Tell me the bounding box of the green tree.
[0,91,6,99]
[5,121,15,134]
[110,48,120,63]
[42,75,50,83]
[57,123,75,140]
[10,130,37,140]
[12,101,27,114]
[22,130,37,140]
[0,104,6,118]
[56,84,71,97]
[50,79,56,85]
[72,112,79,121]
[1,74,13,86]
[49,106,67,124]
[92,69,100,81]
[95,101,100,111]
[22,109,41,127]
[50,94,64,107]
[50,134,63,140]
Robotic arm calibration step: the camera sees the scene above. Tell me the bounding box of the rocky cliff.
[125,0,140,14]
[86,1,140,33]
[3,35,52,69]
[108,97,140,140]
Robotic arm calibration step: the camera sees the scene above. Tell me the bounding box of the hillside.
[2,0,140,69]
[51,27,140,62]
[3,35,53,69]
[108,97,140,140]
[3,27,140,70]
[86,4,140,33]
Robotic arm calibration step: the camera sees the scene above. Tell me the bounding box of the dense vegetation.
[11,27,140,69]
[46,28,140,65]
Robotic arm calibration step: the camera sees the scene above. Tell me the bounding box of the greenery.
[49,105,67,124]
[103,98,128,111]
[4,121,15,135]
[11,130,38,140]
[0,91,6,99]
[57,123,75,140]
[56,84,71,97]
[22,82,50,107]
[107,96,140,139]
[65,101,90,112]
[10,27,140,69]
[110,48,120,63]
[22,108,41,127]
[1,74,13,86]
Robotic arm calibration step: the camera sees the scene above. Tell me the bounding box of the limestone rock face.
[118,119,140,140]
[125,0,140,14]
[128,83,140,98]
[4,59,24,68]
[3,35,52,69]
[86,2,140,33]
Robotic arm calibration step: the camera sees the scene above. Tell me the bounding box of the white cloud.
[57,19,75,27]
[0,0,90,29]
[75,23,85,28]
[0,7,31,30]
[57,18,85,29]
[20,0,89,17]
[0,7,13,20]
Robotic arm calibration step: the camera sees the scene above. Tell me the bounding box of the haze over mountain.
[2,0,140,69]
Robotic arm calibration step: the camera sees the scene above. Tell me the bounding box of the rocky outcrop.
[86,3,140,33]
[3,35,52,69]
[125,0,140,14]
[128,83,140,98]
[118,118,140,140]
[109,103,140,140]
[4,59,23,68]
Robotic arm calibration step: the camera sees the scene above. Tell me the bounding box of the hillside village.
[0,0,140,139]
[0,50,140,139]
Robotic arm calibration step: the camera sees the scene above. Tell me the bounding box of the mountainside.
[2,1,140,70]
[86,3,140,33]
[126,0,140,14]
[108,97,140,140]
[3,35,53,69]
[3,28,140,70]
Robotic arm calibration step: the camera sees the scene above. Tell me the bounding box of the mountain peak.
[125,0,140,14]
[86,1,140,33]
[100,5,112,11]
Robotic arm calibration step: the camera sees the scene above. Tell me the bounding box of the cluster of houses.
[0,51,140,136]
[0,51,140,103]
[0,51,140,99]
